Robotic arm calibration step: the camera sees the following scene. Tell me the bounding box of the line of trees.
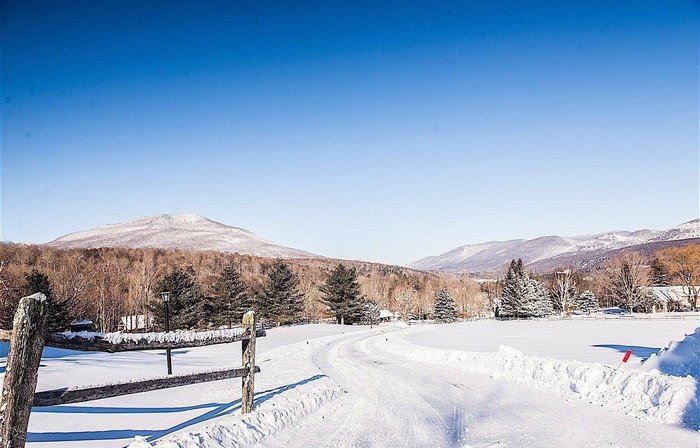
[0,243,489,331]
[496,244,700,317]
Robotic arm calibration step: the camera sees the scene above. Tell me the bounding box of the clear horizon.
[2,1,698,265]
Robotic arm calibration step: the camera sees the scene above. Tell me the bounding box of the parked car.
[599,307,631,315]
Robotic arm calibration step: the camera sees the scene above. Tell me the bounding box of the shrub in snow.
[433,288,458,323]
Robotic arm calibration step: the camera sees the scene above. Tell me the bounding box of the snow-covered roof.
[70,319,94,325]
[650,286,699,302]
[379,309,394,318]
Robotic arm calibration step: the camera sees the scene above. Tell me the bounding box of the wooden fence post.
[0,293,48,448]
[241,310,256,414]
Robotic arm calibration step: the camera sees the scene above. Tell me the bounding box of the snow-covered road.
[261,328,698,448]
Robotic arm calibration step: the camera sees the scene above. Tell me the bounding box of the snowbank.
[378,335,697,426]
[127,381,342,448]
[59,328,246,344]
[644,327,700,378]
[123,329,363,447]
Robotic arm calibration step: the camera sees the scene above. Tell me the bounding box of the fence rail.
[33,366,261,407]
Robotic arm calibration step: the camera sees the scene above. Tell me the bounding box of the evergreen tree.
[529,278,553,317]
[257,260,304,325]
[320,263,365,324]
[433,288,458,323]
[24,269,71,332]
[210,263,251,328]
[361,299,381,325]
[500,259,528,317]
[150,267,202,330]
[500,259,553,318]
[575,290,598,314]
[651,258,669,287]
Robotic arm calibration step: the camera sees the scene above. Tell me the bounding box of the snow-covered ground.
[1,320,698,447]
[404,319,700,367]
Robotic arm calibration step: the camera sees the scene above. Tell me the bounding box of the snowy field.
[1,320,698,448]
[404,319,700,367]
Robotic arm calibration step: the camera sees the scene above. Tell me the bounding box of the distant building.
[378,309,395,322]
[119,315,149,331]
[69,319,94,332]
[650,286,699,312]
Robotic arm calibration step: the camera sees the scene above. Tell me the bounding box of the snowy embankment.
[644,327,700,378]
[378,328,698,426]
[124,330,355,448]
[128,382,341,448]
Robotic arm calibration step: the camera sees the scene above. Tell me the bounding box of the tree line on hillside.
[2,242,694,330]
[0,242,489,331]
[495,244,700,317]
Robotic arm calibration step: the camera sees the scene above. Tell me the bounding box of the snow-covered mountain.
[409,219,699,273]
[45,214,320,259]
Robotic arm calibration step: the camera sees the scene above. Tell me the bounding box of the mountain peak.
[46,214,319,259]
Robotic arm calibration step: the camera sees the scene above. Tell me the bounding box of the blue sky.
[1,1,698,265]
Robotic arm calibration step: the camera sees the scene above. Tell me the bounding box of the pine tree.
[500,260,553,318]
[257,260,304,325]
[575,290,598,313]
[320,263,365,324]
[529,278,553,317]
[24,269,71,332]
[651,258,669,287]
[433,288,458,323]
[500,259,527,317]
[149,267,202,330]
[361,299,381,325]
[211,263,251,328]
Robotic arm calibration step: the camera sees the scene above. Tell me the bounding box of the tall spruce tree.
[433,288,458,323]
[651,258,669,287]
[24,269,71,332]
[500,259,553,318]
[150,267,202,330]
[257,260,304,325]
[211,263,251,328]
[530,278,553,317]
[575,290,598,314]
[500,259,527,317]
[320,263,364,324]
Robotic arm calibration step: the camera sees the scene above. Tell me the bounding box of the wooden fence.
[0,293,265,448]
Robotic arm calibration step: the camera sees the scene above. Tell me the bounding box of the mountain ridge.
[408,219,699,273]
[45,213,320,259]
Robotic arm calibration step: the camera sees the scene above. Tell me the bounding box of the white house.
[650,286,699,312]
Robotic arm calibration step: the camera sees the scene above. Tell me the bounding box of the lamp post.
[160,291,172,375]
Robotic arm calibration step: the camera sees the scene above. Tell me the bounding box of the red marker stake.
[617,349,633,369]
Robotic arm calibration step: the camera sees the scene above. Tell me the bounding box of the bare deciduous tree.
[604,252,652,312]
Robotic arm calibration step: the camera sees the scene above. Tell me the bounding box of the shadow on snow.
[26,374,326,443]
[590,344,660,361]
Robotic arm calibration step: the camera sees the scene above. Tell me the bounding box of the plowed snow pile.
[378,331,698,426]
[644,327,700,377]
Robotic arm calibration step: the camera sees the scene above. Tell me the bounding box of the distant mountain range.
[408,219,699,274]
[45,214,319,259]
[45,214,699,273]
